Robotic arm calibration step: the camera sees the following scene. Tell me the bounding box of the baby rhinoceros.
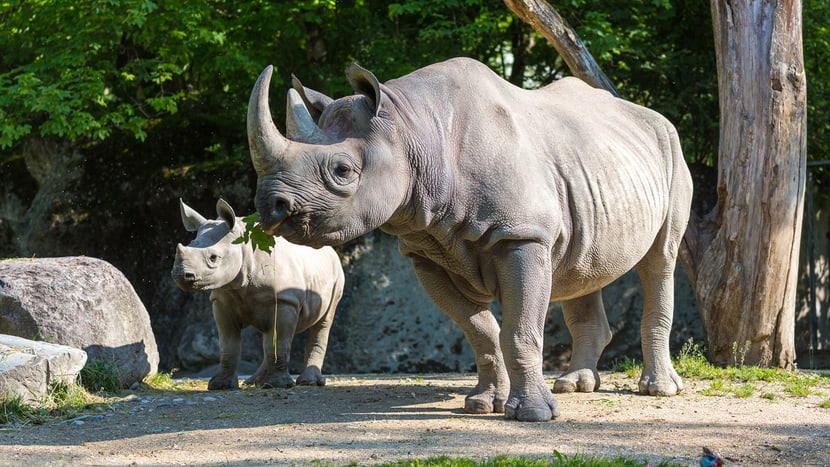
[171,198,344,390]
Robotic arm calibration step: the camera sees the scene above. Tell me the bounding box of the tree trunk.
[689,0,806,368]
[503,0,619,96]
[506,0,807,368]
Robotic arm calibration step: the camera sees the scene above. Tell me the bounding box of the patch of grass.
[784,378,815,397]
[820,398,830,408]
[700,380,729,397]
[80,360,122,393]
[363,452,681,466]
[399,376,426,383]
[733,383,755,399]
[1,379,114,426]
[610,357,641,379]
[670,339,830,400]
[0,395,38,425]
[143,371,204,392]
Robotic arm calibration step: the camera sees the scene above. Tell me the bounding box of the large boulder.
[0,334,87,403]
[0,256,159,387]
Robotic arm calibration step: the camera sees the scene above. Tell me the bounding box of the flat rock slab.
[0,334,87,403]
[0,256,159,387]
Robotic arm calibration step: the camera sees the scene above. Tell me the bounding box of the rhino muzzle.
[257,194,292,235]
[171,244,200,290]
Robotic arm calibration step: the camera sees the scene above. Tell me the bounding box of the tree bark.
[506,0,807,368]
[503,0,619,97]
[693,0,806,368]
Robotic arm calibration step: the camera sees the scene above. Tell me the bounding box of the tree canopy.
[1,0,827,182]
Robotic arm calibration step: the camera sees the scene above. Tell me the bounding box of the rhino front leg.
[412,256,508,414]
[209,301,242,390]
[296,310,335,386]
[496,241,560,422]
[636,252,683,396]
[553,291,611,393]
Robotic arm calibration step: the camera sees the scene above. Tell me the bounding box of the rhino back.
[383,58,690,300]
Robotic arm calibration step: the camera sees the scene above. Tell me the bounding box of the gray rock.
[0,334,87,403]
[0,256,159,387]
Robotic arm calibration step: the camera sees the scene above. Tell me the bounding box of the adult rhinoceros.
[247,57,693,422]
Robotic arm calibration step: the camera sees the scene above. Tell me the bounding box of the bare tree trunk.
[503,0,619,96]
[506,0,807,368]
[692,0,806,368]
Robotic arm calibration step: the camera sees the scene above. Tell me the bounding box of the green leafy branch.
[233,212,275,253]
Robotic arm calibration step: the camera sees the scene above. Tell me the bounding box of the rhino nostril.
[184,272,196,282]
[270,197,291,223]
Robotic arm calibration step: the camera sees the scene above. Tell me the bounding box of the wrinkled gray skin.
[247,57,693,421]
[171,199,344,390]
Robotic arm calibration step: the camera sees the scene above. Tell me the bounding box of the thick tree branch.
[503,0,620,97]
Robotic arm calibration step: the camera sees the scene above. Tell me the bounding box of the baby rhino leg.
[296,312,334,386]
[554,290,611,393]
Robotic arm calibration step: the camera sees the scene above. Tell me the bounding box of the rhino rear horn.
[286,89,325,143]
[291,74,333,121]
[247,65,289,174]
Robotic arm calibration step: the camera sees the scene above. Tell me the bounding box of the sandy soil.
[1,372,828,466]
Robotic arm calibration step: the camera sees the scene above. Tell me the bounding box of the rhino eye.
[335,163,352,178]
[327,154,359,187]
[208,254,219,263]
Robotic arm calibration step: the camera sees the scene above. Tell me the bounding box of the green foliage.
[80,360,123,393]
[0,379,113,426]
[0,394,36,425]
[233,212,276,253]
[2,0,827,191]
[368,452,679,466]
[610,357,641,379]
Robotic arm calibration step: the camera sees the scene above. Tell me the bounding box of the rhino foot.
[553,368,600,393]
[503,381,560,422]
[638,369,683,396]
[463,384,507,414]
[208,375,240,391]
[296,368,326,386]
[259,373,296,389]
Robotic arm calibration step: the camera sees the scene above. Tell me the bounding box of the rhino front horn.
[247,65,288,174]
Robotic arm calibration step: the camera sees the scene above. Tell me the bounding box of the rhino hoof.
[207,377,239,391]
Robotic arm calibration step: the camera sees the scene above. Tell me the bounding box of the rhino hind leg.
[553,291,611,394]
[634,220,686,396]
[296,307,335,386]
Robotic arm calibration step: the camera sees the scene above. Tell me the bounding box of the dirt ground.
[1,372,828,466]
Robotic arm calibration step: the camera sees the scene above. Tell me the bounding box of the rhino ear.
[286,89,325,143]
[216,198,236,229]
[180,199,207,232]
[291,74,332,122]
[346,63,383,117]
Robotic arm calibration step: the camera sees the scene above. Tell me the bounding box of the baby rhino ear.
[180,199,207,232]
[345,63,383,117]
[215,198,236,229]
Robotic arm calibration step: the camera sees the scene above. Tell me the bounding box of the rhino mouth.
[171,269,208,292]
